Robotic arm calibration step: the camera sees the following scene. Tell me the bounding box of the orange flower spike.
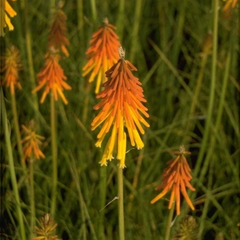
[0,0,17,36]
[2,45,22,95]
[48,1,69,57]
[82,18,121,94]
[21,120,45,163]
[91,47,150,168]
[32,47,71,104]
[151,145,195,215]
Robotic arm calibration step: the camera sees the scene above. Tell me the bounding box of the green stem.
[65,152,98,240]
[11,93,24,162]
[82,86,90,124]
[164,205,175,240]
[199,51,231,184]
[50,0,56,15]
[197,52,231,238]
[198,158,214,238]
[90,0,97,23]
[214,52,231,136]
[77,0,85,105]
[29,159,36,237]
[1,88,26,240]
[117,0,125,41]
[50,93,58,217]
[118,167,125,240]
[184,55,208,144]
[193,0,218,182]
[171,0,187,67]
[77,0,84,54]
[98,167,107,240]
[129,0,142,62]
[23,0,39,114]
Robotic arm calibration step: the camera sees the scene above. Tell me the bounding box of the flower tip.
[118,163,126,169]
[99,161,108,167]
[118,46,125,59]
[103,17,109,25]
[95,142,102,148]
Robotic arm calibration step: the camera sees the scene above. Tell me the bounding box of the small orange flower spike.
[0,0,17,36]
[21,120,45,163]
[2,44,22,95]
[48,1,69,57]
[82,18,121,94]
[91,47,149,168]
[32,214,60,240]
[151,145,195,215]
[32,47,71,104]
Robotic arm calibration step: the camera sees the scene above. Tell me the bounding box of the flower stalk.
[21,120,45,235]
[118,167,125,240]
[50,93,58,217]
[1,88,26,240]
[11,92,24,161]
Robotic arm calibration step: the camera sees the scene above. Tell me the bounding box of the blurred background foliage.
[1,0,239,239]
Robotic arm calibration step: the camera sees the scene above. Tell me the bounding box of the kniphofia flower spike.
[21,120,45,162]
[2,44,22,95]
[32,213,60,240]
[91,47,149,168]
[32,47,71,104]
[82,18,120,93]
[151,145,195,215]
[0,0,17,36]
[48,1,69,57]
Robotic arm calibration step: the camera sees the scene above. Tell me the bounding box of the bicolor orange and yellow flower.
[21,120,45,163]
[82,18,120,94]
[32,47,71,104]
[0,0,17,36]
[48,1,69,57]
[151,145,195,215]
[1,44,22,95]
[91,47,149,168]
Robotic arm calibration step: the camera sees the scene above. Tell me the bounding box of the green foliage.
[2,0,239,239]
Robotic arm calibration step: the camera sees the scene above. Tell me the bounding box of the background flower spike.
[151,145,195,215]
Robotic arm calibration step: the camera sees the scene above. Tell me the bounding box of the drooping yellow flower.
[32,47,71,104]
[82,18,120,94]
[1,44,22,95]
[21,120,45,163]
[48,1,69,57]
[91,47,149,168]
[151,145,195,215]
[0,0,17,36]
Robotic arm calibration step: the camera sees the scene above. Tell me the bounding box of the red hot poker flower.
[2,44,22,95]
[91,47,149,168]
[82,18,120,94]
[32,47,71,104]
[48,1,69,57]
[151,145,195,215]
[21,120,45,163]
